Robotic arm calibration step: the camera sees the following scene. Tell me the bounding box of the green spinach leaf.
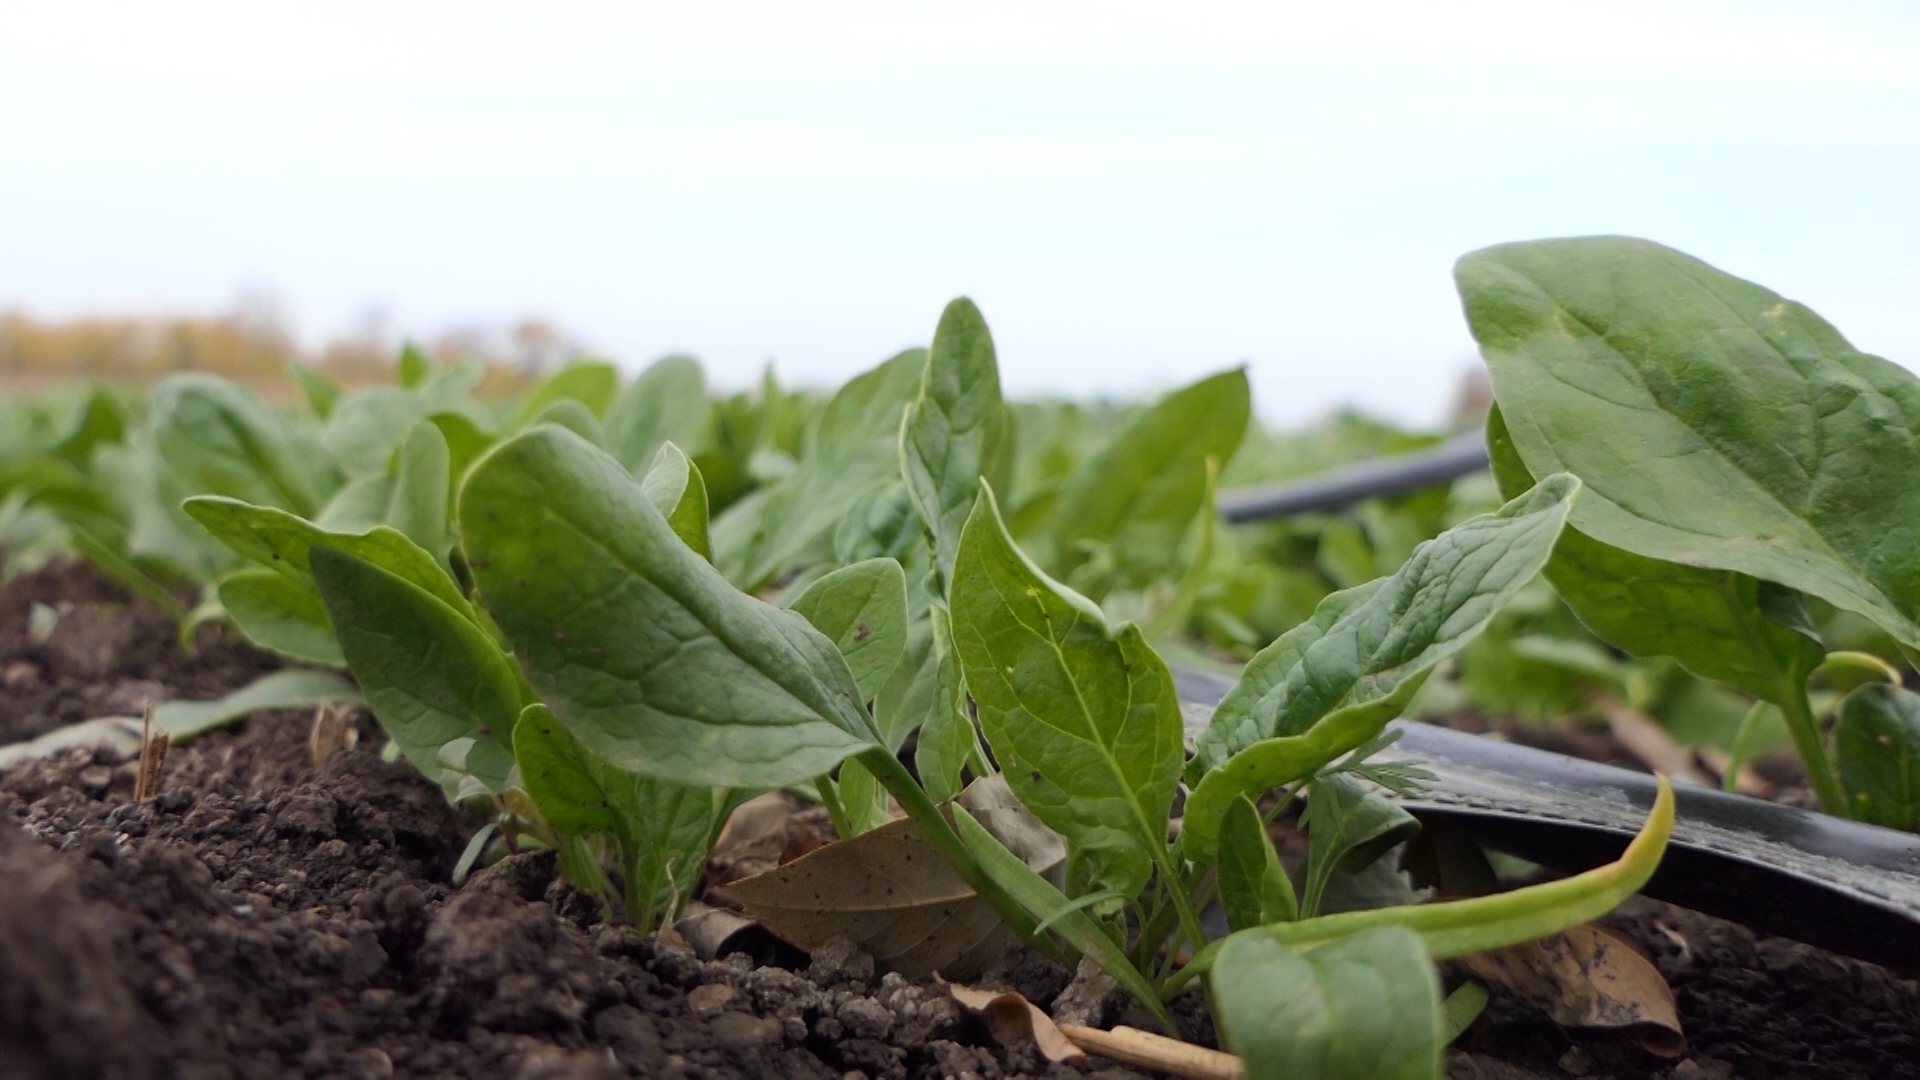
[639,441,712,561]
[1459,236,1920,651]
[458,426,880,788]
[1834,683,1920,830]
[1299,773,1420,918]
[902,297,1013,592]
[1211,927,1442,1080]
[606,355,709,478]
[1217,794,1298,931]
[789,558,909,705]
[950,483,1184,900]
[311,546,527,796]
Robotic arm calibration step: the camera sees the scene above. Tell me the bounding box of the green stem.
[1148,847,1209,973]
[858,748,1049,946]
[1777,678,1850,818]
[815,773,857,839]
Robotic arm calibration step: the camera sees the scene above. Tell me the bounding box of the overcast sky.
[2,1,1916,426]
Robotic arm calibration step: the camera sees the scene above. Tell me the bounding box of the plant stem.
[1148,848,1209,974]
[858,747,1048,946]
[1777,678,1850,818]
[815,773,856,839]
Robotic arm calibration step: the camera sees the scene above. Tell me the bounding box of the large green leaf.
[726,349,926,589]
[1458,236,1920,651]
[902,297,1012,592]
[1833,684,1920,831]
[1211,927,1443,1080]
[458,425,880,788]
[605,355,708,477]
[1047,369,1248,590]
[789,558,908,704]
[1487,405,1822,704]
[950,484,1184,899]
[514,704,723,928]
[1191,474,1579,780]
[1217,794,1298,931]
[311,546,526,795]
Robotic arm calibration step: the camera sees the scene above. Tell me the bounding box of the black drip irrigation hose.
[1172,673,1920,979]
[1217,430,1491,522]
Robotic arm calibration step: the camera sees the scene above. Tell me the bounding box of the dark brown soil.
[2,559,1917,1079]
[0,561,278,744]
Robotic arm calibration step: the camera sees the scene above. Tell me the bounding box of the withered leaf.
[714,776,1064,980]
[1453,923,1684,1057]
[939,977,1086,1065]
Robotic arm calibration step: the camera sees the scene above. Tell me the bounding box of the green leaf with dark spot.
[950,483,1184,899]
[789,558,908,705]
[459,426,880,788]
[1211,926,1442,1080]
[1834,684,1920,831]
[1217,794,1298,931]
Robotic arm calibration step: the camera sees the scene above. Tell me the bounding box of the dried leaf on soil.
[1452,923,1685,1057]
[938,977,1086,1065]
[1059,1023,1242,1080]
[717,815,1024,980]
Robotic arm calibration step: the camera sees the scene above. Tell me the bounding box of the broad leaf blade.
[902,297,1012,592]
[312,546,525,795]
[1459,236,1920,650]
[914,605,975,803]
[513,362,620,428]
[458,426,879,788]
[1487,405,1821,704]
[1191,473,1578,781]
[789,558,909,705]
[1211,926,1443,1080]
[950,483,1185,899]
[1834,684,1920,831]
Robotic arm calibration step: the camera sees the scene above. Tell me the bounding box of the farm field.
[2,237,1917,1079]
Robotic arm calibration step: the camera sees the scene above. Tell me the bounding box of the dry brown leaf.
[711,777,1065,980]
[939,977,1086,1065]
[1454,924,1685,1057]
[673,901,761,960]
[1059,1024,1242,1080]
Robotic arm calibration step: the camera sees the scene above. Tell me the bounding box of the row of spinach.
[1,237,1916,1074]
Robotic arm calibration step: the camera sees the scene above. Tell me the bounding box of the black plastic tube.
[1217,431,1490,522]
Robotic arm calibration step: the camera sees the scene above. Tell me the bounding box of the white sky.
[2,1,1917,426]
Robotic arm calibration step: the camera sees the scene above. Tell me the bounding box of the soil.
[2,559,1916,1079]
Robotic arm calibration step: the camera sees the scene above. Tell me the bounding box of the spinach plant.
[1459,237,1920,827]
[432,297,1673,1077]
